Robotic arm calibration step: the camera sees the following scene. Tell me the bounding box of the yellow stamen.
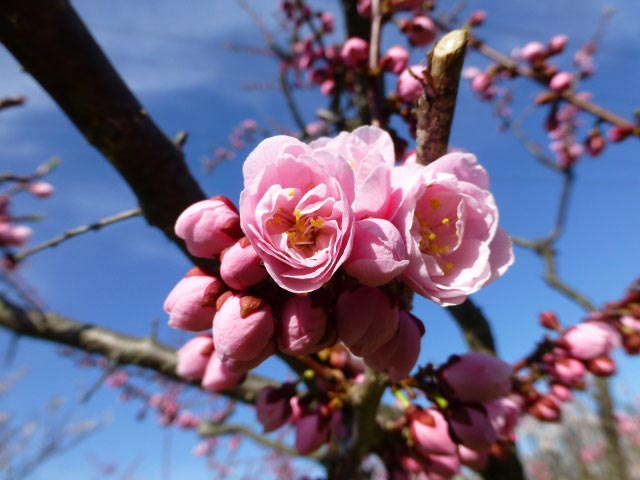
[442,217,450,226]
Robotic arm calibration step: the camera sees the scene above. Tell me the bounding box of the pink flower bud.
[344,218,409,286]
[400,16,437,47]
[441,353,512,403]
[363,311,424,381]
[201,354,246,392]
[486,396,522,442]
[164,271,223,331]
[539,311,561,330]
[220,237,268,290]
[587,355,616,377]
[278,295,335,356]
[520,41,547,63]
[336,286,399,356]
[295,406,331,454]
[357,0,371,17]
[380,45,410,74]
[175,196,242,258]
[422,452,461,479]
[223,341,276,374]
[213,294,275,362]
[471,72,493,93]
[28,181,54,198]
[548,34,569,54]
[256,384,296,432]
[585,132,606,157]
[320,12,334,33]
[175,411,201,429]
[3,225,32,246]
[607,125,634,142]
[176,334,214,380]
[550,383,573,402]
[529,394,561,422]
[449,405,497,452]
[410,408,457,457]
[397,65,426,104]
[340,37,369,68]
[458,444,488,471]
[549,357,585,387]
[561,321,620,360]
[468,10,487,27]
[549,71,573,92]
[320,78,336,96]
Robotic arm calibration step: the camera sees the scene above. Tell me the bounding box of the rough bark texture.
[415,29,467,165]
[0,295,275,404]
[0,0,208,266]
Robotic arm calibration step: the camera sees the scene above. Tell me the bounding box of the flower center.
[286,208,325,251]
[415,196,458,274]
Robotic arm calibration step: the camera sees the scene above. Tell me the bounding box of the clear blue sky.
[1,0,639,478]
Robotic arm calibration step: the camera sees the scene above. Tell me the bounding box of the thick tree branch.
[0,295,276,405]
[0,0,210,266]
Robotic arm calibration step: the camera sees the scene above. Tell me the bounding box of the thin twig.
[0,95,26,111]
[13,208,142,263]
[279,70,309,139]
[367,0,384,128]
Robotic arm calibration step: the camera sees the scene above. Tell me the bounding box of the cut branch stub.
[415,29,469,165]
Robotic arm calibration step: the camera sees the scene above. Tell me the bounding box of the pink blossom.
[240,136,356,293]
[278,295,335,355]
[213,293,275,362]
[363,311,424,381]
[549,357,585,386]
[410,408,457,456]
[164,270,223,331]
[397,65,426,104]
[458,445,488,471]
[380,45,410,74]
[486,396,522,442]
[310,125,396,219]
[448,405,497,452]
[294,406,331,454]
[520,41,547,63]
[201,354,246,392]
[441,352,512,403]
[400,16,437,47]
[320,12,334,33]
[256,384,295,432]
[391,152,514,305]
[561,321,620,360]
[219,237,268,290]
[175,196,242,258]
[344,218,409,286]
[549,71,573,92]
[176,334,214,380]
[28,181,54,198]
[0,224,32,246]
[335,286,399,356]
[340,37,369,68]
[471,73,493,94]
[587,355,617,376]
[550,383,573,402]
[175,411,201,429]
[357,0,371,17]
[548,34,569,54]
[469,10,487,27]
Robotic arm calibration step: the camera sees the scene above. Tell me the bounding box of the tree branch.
[416,29,468,164]
[0,295,276,405]
[0,0,211,267]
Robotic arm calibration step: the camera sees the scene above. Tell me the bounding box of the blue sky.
[1,0,640,478]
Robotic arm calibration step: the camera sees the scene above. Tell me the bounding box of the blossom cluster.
[165,126,513,396]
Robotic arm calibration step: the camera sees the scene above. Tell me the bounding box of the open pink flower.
[391,152,514,305]
[310,125,396,219]
[240,136,356,293]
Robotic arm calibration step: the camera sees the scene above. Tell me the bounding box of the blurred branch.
[12,208,142,264]
[0,0,212,269]
[0,95,26,111]
[0,295,277,405]
[416,29,468,164]
[198,422,302,458]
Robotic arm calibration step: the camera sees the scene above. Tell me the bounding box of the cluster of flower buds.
[1,162,56,263]
[166,126,513,398]
[506,281,640,425]
[384,352,516,479]
[204,119,262,173]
